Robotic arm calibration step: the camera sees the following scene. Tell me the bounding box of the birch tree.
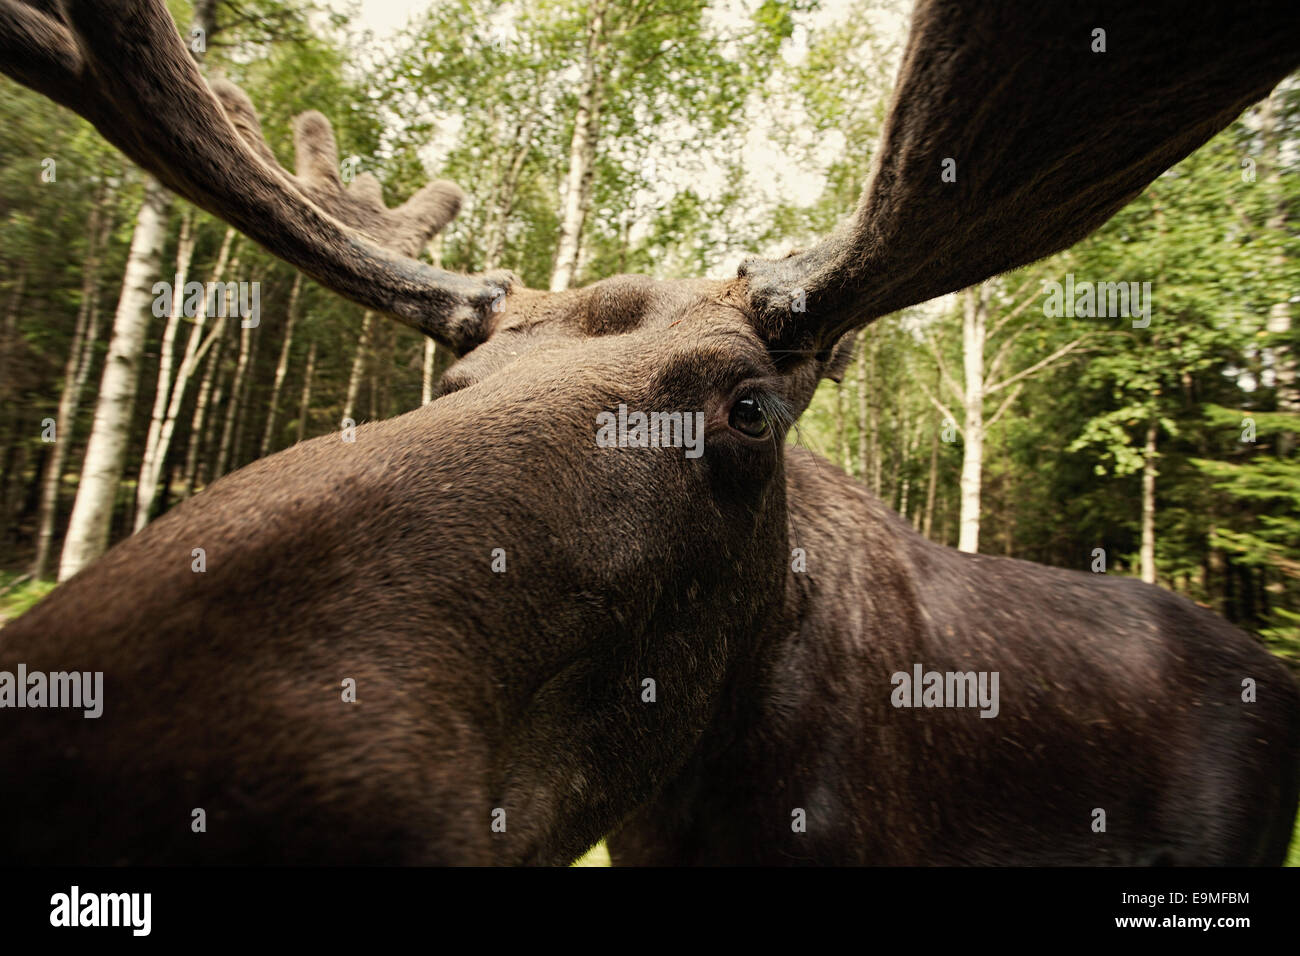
[259,272,302,456]
[30,192,112,578]
[135,229,237,526]
[920,278,1089,554]
[132,211,195,530]
[549,0,609,290]
[57,174,171,580]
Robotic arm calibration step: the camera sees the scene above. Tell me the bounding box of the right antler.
[741,0,1300,361]
[0,0,513,354]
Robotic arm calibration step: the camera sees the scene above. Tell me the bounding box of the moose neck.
[610,446,1300,866]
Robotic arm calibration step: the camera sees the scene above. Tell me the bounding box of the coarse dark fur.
[610,449,1300,865]
[0,279,820,864]
[2,274,1297,865]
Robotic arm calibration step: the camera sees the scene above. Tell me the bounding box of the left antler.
[0,0,514,353]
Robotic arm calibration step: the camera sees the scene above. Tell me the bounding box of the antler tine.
[742,0,1300,360]
[0,0,513,355]
[215,81,464,260]
[290,103,466,259]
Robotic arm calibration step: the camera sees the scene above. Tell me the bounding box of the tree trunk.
[420,237,454,406]
[342,311,373,426]
[855,342,869,483]
[1260,91,1297,454]
[227,321,259,472]
[922,425,939,540]
[0,271,28,530]
[259,272,302,457]
[0,271,25,396]
[835,384,849,472]
[184,328,225,496]
[296,339,317,444]
[214,311,252,479]
[31,197,110,578]
[58,175,170,581]
[422,338,454,406]
[869,338,882,494]
[199,334,230,491]
[138,231,236,521]
[549,0,607,292]
[484,115,538,270]
[957,285,987,554]
[895,405,909,516]
[367,319,387,422]
[133,212,195,531]
[422,338,438,406]
[1140,416,1158,584]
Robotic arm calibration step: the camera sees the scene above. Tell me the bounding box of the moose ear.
[821,331,858,384]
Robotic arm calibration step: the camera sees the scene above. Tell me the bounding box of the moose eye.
[729,396,769,438]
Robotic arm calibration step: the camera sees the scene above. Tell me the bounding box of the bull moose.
[0,0,1297,865]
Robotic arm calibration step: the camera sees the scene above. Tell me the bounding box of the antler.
[0,0,512,354]
[213,82,461,262]
[742,0,1300,358]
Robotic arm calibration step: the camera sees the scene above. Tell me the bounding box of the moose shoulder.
[609,447,1300,865]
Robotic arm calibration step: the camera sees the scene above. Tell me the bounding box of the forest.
[0,0,1297,671]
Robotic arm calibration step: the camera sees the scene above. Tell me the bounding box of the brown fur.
[0,280,831,864]
[610,450,1300,865]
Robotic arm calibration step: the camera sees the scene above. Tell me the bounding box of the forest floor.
[0,571,53,627]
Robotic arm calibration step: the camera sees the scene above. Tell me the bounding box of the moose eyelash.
[726,374,793,433]
[752,388,795,434]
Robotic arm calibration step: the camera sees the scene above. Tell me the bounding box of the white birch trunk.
[1140,417,1158,584]
[342,312,372,426]
[549,0,607,292]
[296,340,317,445]
[31,201,109,578]
[957,286,986,554]
[133,213,195,531]
[259,272,302,457]
[422,338,438,406]
[136,230,235,522]
[214,305,252,479]
[183,329,224,497]
[58,175,170,581]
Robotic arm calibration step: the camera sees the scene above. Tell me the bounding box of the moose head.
[0,0,1297,864]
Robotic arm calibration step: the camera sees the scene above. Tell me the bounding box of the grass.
[572,841,611,867]
[569,826,1300,867]
[0,570,55,627]
[575,825,1300,866]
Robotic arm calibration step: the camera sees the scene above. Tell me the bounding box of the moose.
[0,0,1298,865]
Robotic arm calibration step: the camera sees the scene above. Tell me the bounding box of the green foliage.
[0,572,55,623]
